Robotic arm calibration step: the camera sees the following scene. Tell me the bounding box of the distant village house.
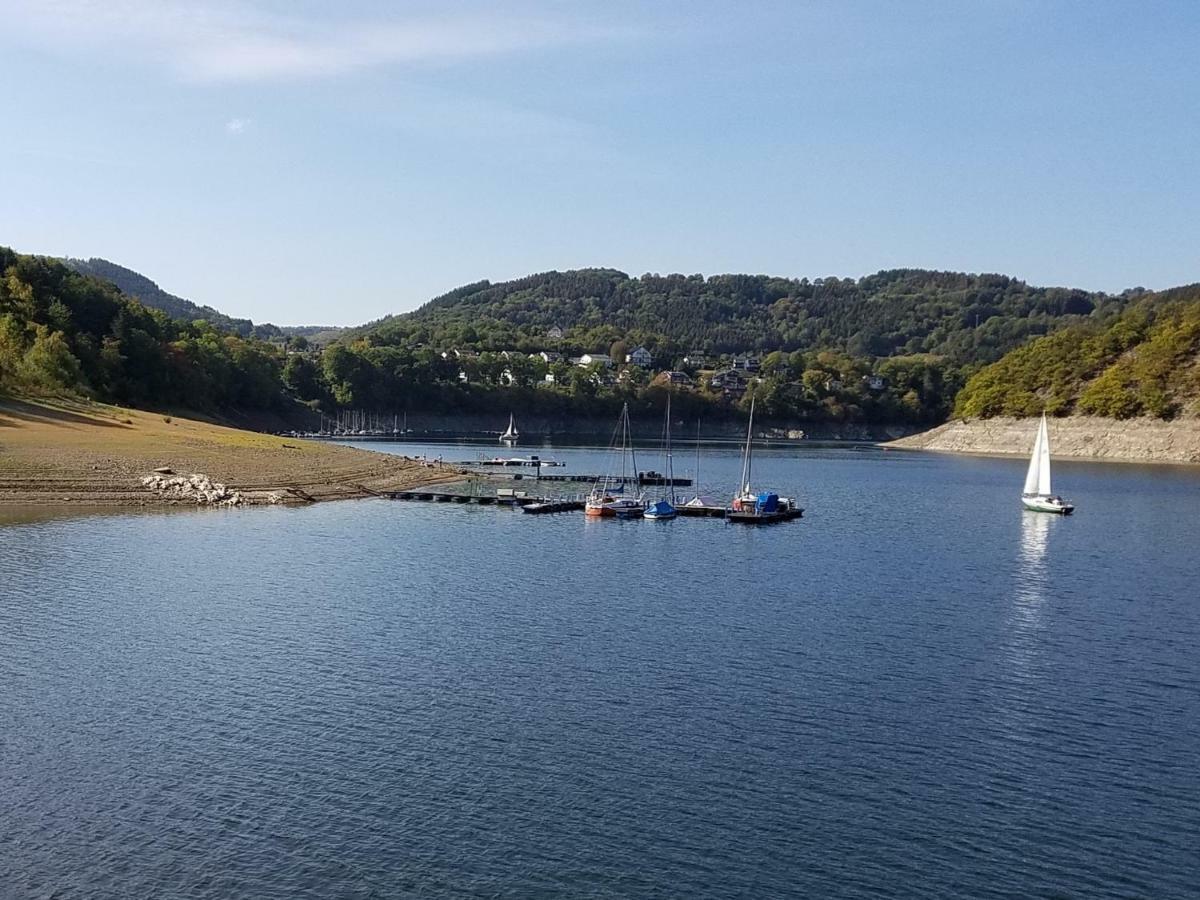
[625,346,654,367]
[658,371,694,387]
[579,353,613,368]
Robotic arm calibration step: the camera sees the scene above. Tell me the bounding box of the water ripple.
[2,450,1199,898]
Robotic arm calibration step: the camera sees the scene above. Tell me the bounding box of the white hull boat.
[1021,414,1074,515]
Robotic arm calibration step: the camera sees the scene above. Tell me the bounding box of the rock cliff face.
[889,417,1200,464]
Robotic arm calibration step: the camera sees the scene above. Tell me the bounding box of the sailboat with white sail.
[500,413,519,444]
[1021,413,1074,514]
[644,395,678,520]
[585,403,646,518]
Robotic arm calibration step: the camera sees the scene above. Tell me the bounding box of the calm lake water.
[2,442,1199,898]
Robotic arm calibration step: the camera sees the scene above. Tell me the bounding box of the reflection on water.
[1007,511,1053,668]
[1018,511,1051,585]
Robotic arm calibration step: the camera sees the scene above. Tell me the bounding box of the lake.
[2,442,1198,898]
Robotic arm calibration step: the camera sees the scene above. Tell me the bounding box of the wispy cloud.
[224,117,250,134]
[0,1,628,83]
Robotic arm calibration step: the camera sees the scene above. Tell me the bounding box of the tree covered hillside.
[1,248,286,411]
[367,268,1115,364]
[955,285,1200,420]
[62,257,343,343]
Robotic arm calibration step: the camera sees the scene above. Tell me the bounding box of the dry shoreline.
[886,416,1200,465]
[0,397,462,508]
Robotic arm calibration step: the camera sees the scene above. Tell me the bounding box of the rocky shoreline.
[888,416,1200,465]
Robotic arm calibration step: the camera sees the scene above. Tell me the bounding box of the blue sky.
[0,1,1197,325]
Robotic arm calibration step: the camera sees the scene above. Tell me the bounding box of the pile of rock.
[141,472,243,506]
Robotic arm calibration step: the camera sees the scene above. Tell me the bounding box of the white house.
[682,351,709,368]
[626,346,653,367]
[579,353,613,368]
[547,325,564,340]
[534,350,563,364]
[731,355,761,372]
[864,375,887,391]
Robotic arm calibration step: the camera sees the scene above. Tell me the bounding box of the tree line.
[361,267,1119,365]
[1,249,283,410]
[955,285,1200,420]
[12,247,1188,426]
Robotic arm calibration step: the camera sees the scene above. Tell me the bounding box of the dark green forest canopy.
[362,267,1117,364]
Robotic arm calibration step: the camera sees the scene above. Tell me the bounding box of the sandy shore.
[0,397,461,507]
[888,416,1200,464]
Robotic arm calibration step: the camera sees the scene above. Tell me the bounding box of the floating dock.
[383,489,582,513]
[464,471,692,486]
[384,489,801,521]
[463,457,566,468]
[675,503,729,518]
[521,499,586,514]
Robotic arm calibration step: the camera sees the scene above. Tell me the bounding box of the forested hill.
[1,248,287,411]
[62,257,342,342]
[955,285,1200,420]
[366,268,1118,364]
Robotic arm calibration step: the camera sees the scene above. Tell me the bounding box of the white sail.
[1037,414,1052,496]
[1023,414,1053,496]
[1023,416,1043,495]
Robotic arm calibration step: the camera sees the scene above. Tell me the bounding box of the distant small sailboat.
[500,413,519,444]
[1021,413,1074,514]
[726,396,801,524]
[679,416,720,510]
[644,395,677,520]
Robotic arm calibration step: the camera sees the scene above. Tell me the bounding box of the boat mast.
[625,403,640,492]
[740,395,755,495]
[664,394,675,504]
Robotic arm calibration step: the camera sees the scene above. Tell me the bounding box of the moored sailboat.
[644,395,678,520]
[726,396,802,524]
[1021,413,1074,514]
[585,403,645,518]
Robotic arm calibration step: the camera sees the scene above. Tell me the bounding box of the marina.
[381,487,797,519]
